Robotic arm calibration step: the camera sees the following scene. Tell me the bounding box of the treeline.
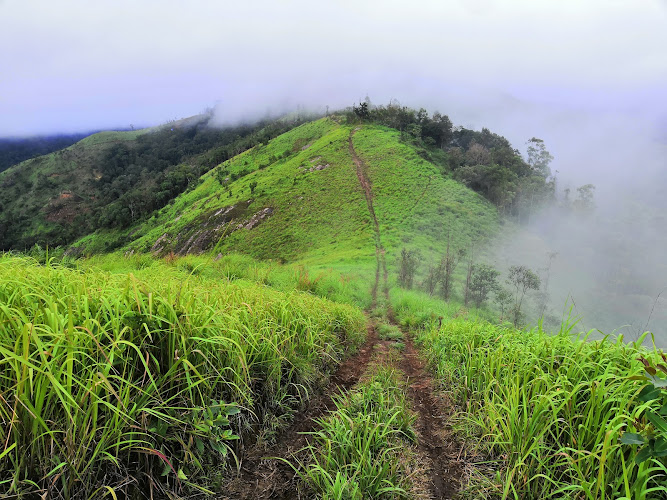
[398,242,545,327]
[0,133,94,173]
[0,114,310,250]
[348,99,557,221]
[92,115,296,229]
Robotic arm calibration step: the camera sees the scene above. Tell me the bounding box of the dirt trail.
[224,128,461,499]
[399,335,462,498]
[222,324,380,499]
[349,128,386,308]
[350,128,462,498]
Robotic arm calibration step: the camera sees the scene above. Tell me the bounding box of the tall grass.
[301,365,419,499]
[83,251,373,309]
[0,255,364,497]
[417,315,667,499]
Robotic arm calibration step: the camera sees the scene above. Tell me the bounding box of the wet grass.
[417,315,667,499]
[0,254,365,497]
[299,364,422,499]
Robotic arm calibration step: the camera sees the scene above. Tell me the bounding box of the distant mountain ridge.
[0,133,98,173]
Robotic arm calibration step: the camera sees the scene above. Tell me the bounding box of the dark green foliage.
[0,133,93,173]
[352,100,371,120]
[397,248,420,289]
[469,263,500,308]
[622,353,667,464]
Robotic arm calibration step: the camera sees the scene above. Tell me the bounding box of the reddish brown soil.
[399,335,463,498]
[221,324,380,499]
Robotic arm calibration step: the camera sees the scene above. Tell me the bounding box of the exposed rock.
[151,233,170,253]
[151,200,253,256]
[299,163,330,173]
[237,207,274,230]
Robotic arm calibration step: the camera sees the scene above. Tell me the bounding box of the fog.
[492,123,667,343]
[2,1,666,340]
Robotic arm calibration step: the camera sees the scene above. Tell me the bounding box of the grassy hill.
[0,115,308,250]
[73,118,498,272]
[3,111,666,498]
[0,129,146,247]
[0,132,96,173]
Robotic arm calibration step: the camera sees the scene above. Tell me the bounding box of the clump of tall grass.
[300,365,419,499]
[0,255,365,497]
[83,251,372,308]
[418,315,667,499]
[378,323,403,341]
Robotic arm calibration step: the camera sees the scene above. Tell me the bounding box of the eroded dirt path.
[349,127,386,308]
[351,128,462,498]
[399,335,463,498]
[224,128,462,499]
[222,324,380,499]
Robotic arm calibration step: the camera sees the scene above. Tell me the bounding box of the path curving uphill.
[350,126,463,498]
[224,125,463,499]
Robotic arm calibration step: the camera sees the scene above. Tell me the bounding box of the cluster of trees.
[398,244,542,326]
[352,99,453,149]
[0,133,92,173]
[0,114,309,250]
[94,116,304,229]
[350,99,561,222]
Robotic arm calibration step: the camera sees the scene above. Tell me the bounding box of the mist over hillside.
[493,130,667,344]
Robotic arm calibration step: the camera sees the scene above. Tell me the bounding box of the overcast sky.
[1,0,666,190]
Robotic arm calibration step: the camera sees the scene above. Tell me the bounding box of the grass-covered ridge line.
[351,125,498,263]
[416,315,667,498]
[75,119,499,274]
[0,254,365,497]
[106,117,375,264]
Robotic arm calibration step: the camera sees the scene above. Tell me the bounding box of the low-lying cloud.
[2,0,666,341]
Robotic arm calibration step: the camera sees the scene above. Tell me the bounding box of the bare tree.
[462,243,475,307]
[507,265,541,327]
[440,231,465,302]
[397,248,420,289]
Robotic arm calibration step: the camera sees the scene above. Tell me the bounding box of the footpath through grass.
[0,254,365,497]
[298,362,426,499]
[410,308,667,499]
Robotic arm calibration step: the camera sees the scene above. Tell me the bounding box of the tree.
[423,261,441,296]
[573,183,596,212]
[469,264,500,308]
[462,244,475,307]
[465,142,491,166]
[397,248,420,289]
[249,181,258,194]
[537,252,558,318]
[352,101,371,120]
[494,288,513,322]
[440,232,465,301]
[526,137,554,178]
[507,265,541,326]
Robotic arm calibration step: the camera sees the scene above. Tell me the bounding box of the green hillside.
[0,115,308,250]
[74,118,498,271]
[3,110,666,498]
[0,129,144,247]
